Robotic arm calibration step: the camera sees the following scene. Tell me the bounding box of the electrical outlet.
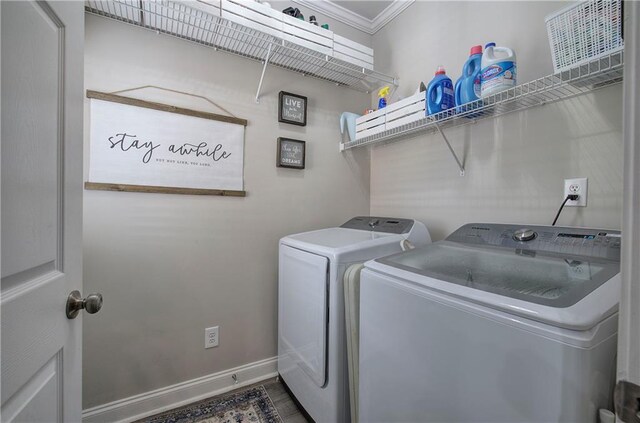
[564,177,588,207]
[205,326,219,349]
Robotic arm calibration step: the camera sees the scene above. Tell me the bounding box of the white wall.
[370,1,623,241]
[83,13,370,408]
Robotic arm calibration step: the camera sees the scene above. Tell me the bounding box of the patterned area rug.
[139,385,282,423]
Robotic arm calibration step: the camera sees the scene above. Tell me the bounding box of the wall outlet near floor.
[205,326,219,349]
[564,177,588,207]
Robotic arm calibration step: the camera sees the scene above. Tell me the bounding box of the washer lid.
[377,241,619,307]
[371,241,620,330]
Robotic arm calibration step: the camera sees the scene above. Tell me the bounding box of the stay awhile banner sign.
[88,99,245,191]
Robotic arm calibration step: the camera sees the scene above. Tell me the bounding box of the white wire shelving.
[84,0,396,101]
[341,51,624,175]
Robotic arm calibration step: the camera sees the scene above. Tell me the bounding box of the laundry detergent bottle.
[427,65,455,115]
[480,42,517,97]
[454,77,463,109]
[455,45,483,106]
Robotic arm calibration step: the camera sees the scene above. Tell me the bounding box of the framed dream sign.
[278,91,307,126]
[277,138,306,169]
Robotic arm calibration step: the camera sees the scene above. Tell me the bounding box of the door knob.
[66,290,103,319]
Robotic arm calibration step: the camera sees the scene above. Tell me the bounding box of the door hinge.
[615,380,640,423]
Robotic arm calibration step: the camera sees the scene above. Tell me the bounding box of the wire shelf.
[85,0,396,92]
[342,51,624,151]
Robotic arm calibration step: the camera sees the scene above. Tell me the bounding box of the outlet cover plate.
[205,326,219,349]
[564,177,588,207]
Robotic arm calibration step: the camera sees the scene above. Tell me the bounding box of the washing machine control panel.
[447,223,621,261]
[341,216,414,234]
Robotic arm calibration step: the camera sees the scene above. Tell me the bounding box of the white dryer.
[359,223,620,423]
[278,217,431,423]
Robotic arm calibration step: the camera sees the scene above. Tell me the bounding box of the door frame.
[617,1,640,421]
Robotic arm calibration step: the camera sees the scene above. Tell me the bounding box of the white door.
[1,2,88,422]
[278,245,329,387]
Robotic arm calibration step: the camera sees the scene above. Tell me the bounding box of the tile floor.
[262,378,310,423]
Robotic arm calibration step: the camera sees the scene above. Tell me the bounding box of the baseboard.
[82,356,278,423]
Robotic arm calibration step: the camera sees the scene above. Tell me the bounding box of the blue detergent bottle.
[455,45,483,109]
[454,77,463,108]
[427,65,455,116]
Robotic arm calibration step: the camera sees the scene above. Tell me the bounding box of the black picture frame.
[278,91,307,126]
[277,138,306,169]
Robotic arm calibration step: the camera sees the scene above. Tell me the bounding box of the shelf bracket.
[435,123,465,176]
[255,44,273,104]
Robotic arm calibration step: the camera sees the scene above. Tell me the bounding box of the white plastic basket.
[545,0,623,73]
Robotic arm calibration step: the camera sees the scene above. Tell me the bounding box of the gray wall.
[83,13,369,408]
[370,1,623,241]
[83,0,625,410]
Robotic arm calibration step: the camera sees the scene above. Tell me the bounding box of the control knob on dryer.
[513,228,536,242]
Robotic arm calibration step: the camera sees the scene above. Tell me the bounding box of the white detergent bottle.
[480,42,517,97]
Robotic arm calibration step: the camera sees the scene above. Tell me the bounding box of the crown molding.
[291,0,414,35]
[371,0,414,33]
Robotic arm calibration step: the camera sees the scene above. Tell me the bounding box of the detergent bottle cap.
[470,45,482,56]
[435,65,446,75]
[485,42,496,48]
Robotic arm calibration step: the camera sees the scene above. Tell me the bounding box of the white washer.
[278,217,431,423]
[359,223,620,423]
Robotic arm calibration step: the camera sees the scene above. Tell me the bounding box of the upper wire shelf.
[342,51,624,151]
[85,0,396,93]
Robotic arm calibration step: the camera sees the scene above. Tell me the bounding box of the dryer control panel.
[447,223,621,261]
[341,216,414,234]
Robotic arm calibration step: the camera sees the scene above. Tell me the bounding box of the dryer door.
[278,245,329,387]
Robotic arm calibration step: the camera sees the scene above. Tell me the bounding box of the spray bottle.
[378,86,390,109]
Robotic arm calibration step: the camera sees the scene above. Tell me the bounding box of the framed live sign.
[278,91,307,126]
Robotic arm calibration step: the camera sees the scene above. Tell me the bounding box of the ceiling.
[332,1,393,21]
[291,0,414,34]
